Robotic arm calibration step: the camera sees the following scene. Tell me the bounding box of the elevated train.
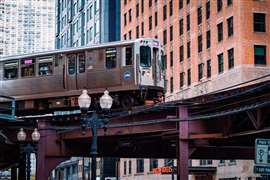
[0,38,165,112]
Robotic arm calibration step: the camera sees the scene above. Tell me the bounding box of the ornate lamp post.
[78,90,113,180]
[17,128,40,180]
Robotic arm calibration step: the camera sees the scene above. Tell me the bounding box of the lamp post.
[17,128,40,180]
[78,90,113,180]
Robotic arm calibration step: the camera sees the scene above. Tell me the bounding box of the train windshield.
[140,46,151,67]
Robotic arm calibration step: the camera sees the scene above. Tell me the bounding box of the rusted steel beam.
[189,133,224,139]
[247,110,258,129]
[60,123,177,140]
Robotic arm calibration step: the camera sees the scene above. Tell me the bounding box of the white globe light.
[17,128,26,142]
[31,128,40,142]
[78,90,91,109]
[99,90,113,110]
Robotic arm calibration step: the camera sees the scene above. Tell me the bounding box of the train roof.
[0,38,160,62]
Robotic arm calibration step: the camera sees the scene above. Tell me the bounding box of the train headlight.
[146,70,151,76]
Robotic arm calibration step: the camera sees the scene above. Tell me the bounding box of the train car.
[0,38,165,112]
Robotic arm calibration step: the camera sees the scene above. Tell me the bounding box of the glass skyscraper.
[55,0,120,49]
[0,0,55,57]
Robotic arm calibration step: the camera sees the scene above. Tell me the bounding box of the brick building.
[120,0,270,179]
[121,0,270,101]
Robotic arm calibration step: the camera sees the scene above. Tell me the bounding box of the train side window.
[126,46,133,66]
[78,54,85,73]
[4,61,18,79]
[105,48,117,69]
[68,55,76,75]
[38,57,53,76]
[21,59,35,77]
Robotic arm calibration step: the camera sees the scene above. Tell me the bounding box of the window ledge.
[134,173,144,176]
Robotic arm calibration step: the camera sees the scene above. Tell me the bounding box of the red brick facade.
[121,0,270,100]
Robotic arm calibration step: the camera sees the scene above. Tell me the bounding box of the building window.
[170,51,173,67]
[163,5,167,20]
[129,9,132,22]
[170,26,173,41]
[218,53,224,73]
[217,22,223,42]
[149,0,152,7]
[179,19,183,35]
[227,0,233,6]
[136,159,144,173]
[187,69,191,86]
[136,4,139,17]
[198,35,202,52]
[123,34,127,40]
[180,72,185,87]
[141,22,144,36]
[206,30,211,48]
[198,63,203,81]
[106,48,117,69]
[254,13,266,32]
[197,6,202,25]
[207,59,211,78]
[4,61,18,79]
[124,161,127,175]
[141,0,144,13]
[124,13,127,26]
[129,160,132,174]
[124,0,127,5]
[187,14,190,31]
[217,0,222,12]
[150,159,158,171]
[129,31,132,40]
[206,1,210,20]
[179,0,183,9]
[227,16,233,37]
[163,29,167,45]
[154,12,158,26]
[200,160,213,165]
[170,77,174,93]
[186,0,190,4]
[219,160,225,164]
[229,160,236,165]
[164,54,167,69]
[149,16,152,30]
[169,0,173,16]
[228,48,234,69]
[180,46,184,62]
[187,42,191,58]
[254,45,266,65]
[136,26,139,38]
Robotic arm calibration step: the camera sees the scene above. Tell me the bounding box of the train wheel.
[120,95,134,109]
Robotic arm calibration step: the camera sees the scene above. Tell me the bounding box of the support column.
[177,106,189,180]
[36,119,68,180]
[18,155,26,180]
[11,167,17,180]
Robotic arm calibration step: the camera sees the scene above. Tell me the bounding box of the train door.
[66,54,77,90]
[152,47,158,86]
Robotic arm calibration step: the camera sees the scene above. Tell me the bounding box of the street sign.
[254,166,270,175]
[255,139,270,165]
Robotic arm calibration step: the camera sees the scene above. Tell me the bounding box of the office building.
[55,0,120,49]
[0,0,55,57]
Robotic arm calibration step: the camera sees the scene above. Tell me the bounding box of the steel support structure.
[177,106,189,180]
